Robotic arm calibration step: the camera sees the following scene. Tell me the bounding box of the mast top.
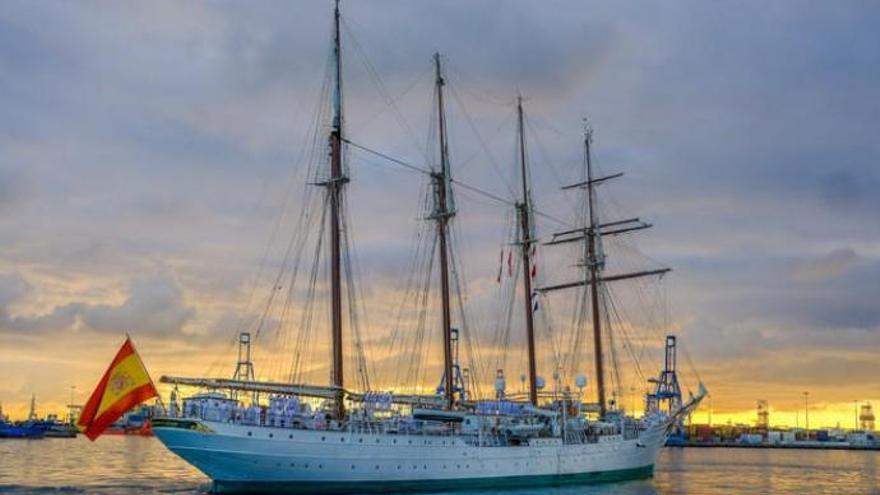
[433,52,445,86]
[583,118,593,142]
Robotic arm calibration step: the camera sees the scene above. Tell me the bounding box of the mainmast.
[327,0,347,419]
[515,96,538,406]
[583,128,606,417]
[432,52,456,410]
[538,123,669,418]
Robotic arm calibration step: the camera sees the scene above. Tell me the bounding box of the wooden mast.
[328,0,346,419]
[516,96,538,406]
[583,127,607,418]
[432,52,456,410]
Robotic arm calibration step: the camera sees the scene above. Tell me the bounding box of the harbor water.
[0,437,877,494]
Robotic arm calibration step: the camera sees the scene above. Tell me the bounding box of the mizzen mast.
[538,124,669,418]
[515,96,539,406]
[327,0,347,419]
[431,53,456,410]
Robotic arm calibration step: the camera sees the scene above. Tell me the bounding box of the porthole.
[269,433,273,438]
[318,464,323,469]
[321,436,326,441]
[289,434,293,439]
[358,438,363,443]
[247,431,252,436]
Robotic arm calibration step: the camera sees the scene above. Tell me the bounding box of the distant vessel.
[42,414,78,438]
[104,407,155,437]
[0,396,48,439]
[153,2,705,493]
[0,394,81,439]
[0,421,46,439]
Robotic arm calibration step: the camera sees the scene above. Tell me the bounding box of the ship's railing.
[176,405,526,446]
[174,398,639,447]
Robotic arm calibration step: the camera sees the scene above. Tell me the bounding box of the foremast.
[327,0,347,419]
[515,96,539,406]
[431,53,456,410]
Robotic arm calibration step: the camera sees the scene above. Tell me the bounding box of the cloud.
[791,247,861,281]
[0,272,28,308]
[81,271,195,335]
[0,270,195,337]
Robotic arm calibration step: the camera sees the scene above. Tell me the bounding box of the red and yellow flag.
[77,337,158,441]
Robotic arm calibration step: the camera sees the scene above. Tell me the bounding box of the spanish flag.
[77,336,158,441]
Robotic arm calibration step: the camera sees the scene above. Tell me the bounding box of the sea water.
[0,436,877,494]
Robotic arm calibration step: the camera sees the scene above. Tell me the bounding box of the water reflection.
[0,437,877,494]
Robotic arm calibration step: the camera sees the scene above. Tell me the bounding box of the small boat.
[45,423,79,438]
[104,409,155,436]
[0,421,47,439]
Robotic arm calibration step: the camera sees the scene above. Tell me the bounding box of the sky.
[1,0,879,428]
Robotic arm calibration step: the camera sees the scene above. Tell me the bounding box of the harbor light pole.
[854,400,859,431]
[803,391,809,433]
[708,394,712,427]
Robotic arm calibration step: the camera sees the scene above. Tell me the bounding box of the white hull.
[154,419,669,493]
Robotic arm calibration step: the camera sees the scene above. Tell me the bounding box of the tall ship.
[152,2,705,493]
